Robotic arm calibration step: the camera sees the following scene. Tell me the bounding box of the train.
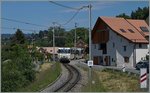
[57,47,84,63]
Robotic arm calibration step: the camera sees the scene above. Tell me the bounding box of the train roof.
[58,47,71,49]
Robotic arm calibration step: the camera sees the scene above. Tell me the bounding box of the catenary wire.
[1,18,49,28]
[2,27,38,32]
[49,1,87,26]
[49,1,80,10]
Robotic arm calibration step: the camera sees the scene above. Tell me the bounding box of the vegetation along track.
[54,63,81,92]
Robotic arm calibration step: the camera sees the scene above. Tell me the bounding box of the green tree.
[1,44,35,92]
[2,61,27,91]
[76,27,88,43]
[116,13,131,19]
[39,30,44,39]
[65,31,74,47]
[66,27,88,47]
[117,6,149,20]
[131,6,149,19]
[11,29,26,45]
[1,29,38,92]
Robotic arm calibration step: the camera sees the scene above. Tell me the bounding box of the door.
[94,56,99,65]
[104,56,110,66]
[99,56,103,65]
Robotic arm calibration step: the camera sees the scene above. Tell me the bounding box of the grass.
[81,69,106,92]
[96,69,141,92]
[81,68,142,92]
[18,62,61,92]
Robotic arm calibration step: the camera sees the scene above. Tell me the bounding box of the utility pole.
[75,22,77,60]
[89,4,92,60]
[52,22,55,62]
[88,4,92,92]
[52,22,61,62]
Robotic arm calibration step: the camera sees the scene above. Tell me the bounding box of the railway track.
[53,63,81,92]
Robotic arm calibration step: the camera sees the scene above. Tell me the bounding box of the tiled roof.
[126,19,149,37]
[99,16,148,43]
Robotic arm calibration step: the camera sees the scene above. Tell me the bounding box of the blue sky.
[1,1,149,34]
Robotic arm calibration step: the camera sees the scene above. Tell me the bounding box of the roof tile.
[99,16,148,43]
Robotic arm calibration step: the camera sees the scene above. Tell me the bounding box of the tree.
[76,27,88,43]
[66,27,88,47]
[131,6,149,19]
[11,29,26,45]
[116,13,131,19]
[1,44,35,92]
[117,6,149,20]
[39,30,44,39]
[65,31,74,47]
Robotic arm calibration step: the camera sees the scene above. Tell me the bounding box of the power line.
[49,1,80,10]
[1,18,49,28]
[2,27,38,33]
[53,7,84,26]
[62,9,81,25]
[49,1,87,26]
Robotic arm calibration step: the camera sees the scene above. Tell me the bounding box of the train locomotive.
[57,47,84,63]
[57,48,71,63]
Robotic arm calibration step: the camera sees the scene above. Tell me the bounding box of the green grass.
[18,62,61,92]
[97,69,141,92]
[81,68,143,92]
[81,69,106,92]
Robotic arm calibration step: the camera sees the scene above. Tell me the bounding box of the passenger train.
[57,47,84,61]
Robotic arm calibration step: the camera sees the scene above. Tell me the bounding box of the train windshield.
[58,49,71,53]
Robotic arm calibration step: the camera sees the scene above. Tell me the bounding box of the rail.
[53,63,81,92]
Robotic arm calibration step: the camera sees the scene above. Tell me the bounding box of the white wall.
[92,27,148,68]
[91,44,102,57]
[135,44,148,63]
[107,28,134,68]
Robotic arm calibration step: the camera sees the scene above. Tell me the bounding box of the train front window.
[58,49,64,53]
[58,48,71,53]
[58,49,61,53]
[65,49,67,53]
[68,49,71,53]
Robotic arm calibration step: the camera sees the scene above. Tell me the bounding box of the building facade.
[91,17,149,68]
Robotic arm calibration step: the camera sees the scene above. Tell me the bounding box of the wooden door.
[94,56,99,65]
[105,56,110,66]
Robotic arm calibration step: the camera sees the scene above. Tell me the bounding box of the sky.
[1,1,149,34]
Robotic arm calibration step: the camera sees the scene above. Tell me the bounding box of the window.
[124,57,129,63]
[128,29,134,33]
[120,29,126,33]
[123,46,126,52]
[113,42,115,48]
[140,27,149,32]
[94,44,96,49]
[98,44,101,50]
[68,49,71,53]
[99,43,107,54]
[139,44,142,48]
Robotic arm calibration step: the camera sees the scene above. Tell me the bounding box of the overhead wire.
[62,9,81,25]
[49,1,80,10]
[2,27,37,33]
[2,2,88,32]
[49,1,86,26]
[1,18,49,28]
